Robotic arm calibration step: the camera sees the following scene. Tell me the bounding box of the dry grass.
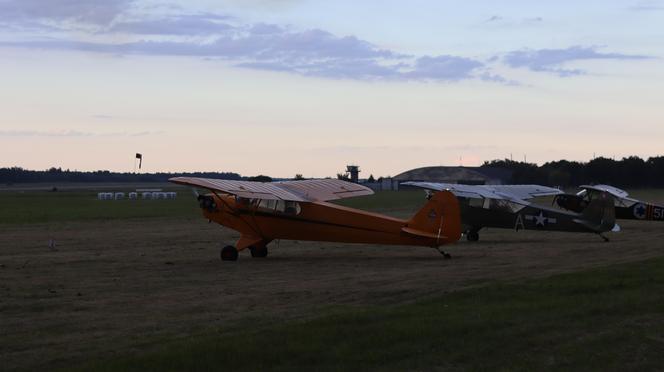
[2,214,664,370]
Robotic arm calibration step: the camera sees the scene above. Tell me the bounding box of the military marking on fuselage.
[633,203,647,219]
[525,211,557,227]
[514,214,525,231]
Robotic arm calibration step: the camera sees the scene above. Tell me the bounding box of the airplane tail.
[404,190,462,245]
[575,191,616,233]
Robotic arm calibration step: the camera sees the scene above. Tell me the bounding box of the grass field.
[0,188,200,224]
[2,187,662,225]
[78,257,664,371]
[0,189,426,225]
[2,186,664,371]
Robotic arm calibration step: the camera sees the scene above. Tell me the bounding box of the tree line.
[3,155,664,188]
[482,156,664,188]
[0,167,242,184]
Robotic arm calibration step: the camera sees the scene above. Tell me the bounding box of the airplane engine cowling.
[198,195,217,212]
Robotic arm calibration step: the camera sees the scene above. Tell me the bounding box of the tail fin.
[405,190,461,244]
[575,191,616,232]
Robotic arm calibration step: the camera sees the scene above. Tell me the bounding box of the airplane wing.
[276,179,374,201]
[169,177,373,202]
[402,182,495,199]
[489,185,564,200]
[579,184,630,199]
[578,184,640,207]
[403,182,562,203]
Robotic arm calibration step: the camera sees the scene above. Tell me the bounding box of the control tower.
[346,165,360,183]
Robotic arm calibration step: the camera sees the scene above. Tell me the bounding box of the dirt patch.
[1,217,663,370]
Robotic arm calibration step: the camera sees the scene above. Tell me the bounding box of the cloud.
[0,3,645,83]
[406,55,484,81]
[503,46,652,76]
[0,0,134,25]
[482,15,544,26]
[0,14,493,82]
[629,0,664,11]
[3,36,485,81]
[109,14,234,35]
[484,15,504,23]
[215,0,303,10]
[0,130,160,137]
[1,27,400,60]
[0,0,495,82]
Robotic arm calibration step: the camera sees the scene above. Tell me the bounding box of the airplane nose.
[198,195,217,212]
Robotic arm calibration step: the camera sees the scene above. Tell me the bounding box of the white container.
[114,192,125,200]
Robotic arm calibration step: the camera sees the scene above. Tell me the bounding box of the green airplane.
[404,182,618,242]
[556,184,664,221]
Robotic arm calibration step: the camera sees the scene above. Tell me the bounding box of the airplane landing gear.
[220,245,239,261]
[435,248,452,259]
[249,245,268,258]
[466,230,480,242]
[599,233,610,242]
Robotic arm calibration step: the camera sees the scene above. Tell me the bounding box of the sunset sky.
[1,0,663,178]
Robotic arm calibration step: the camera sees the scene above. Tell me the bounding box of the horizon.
[1,0,663,178]
[3,153,660,179]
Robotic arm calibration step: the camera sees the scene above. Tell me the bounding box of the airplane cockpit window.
[584,190,597,202]
[616,198,635,208]
[237,197,251,206]
[467,198,484,208]
[257,199,278,211]
[282,201,301,215]
[582,189,630,207]
[488,198,525,213]
[251,198,301,215]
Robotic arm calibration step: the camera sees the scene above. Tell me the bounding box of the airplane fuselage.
[202,194,456,250]
[616,203,664,221]
[459,198,613,234]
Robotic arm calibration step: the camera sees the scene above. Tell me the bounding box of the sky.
[0,0,663,178]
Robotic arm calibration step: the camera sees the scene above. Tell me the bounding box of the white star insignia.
[534,212,547,227]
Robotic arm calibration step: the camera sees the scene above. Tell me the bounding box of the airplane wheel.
[443,253,452,259]
[220,245,238,261]
[466,231,479,242]
[249,245,268,258]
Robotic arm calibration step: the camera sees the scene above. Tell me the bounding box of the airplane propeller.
[190,187,217,212]
[190,187,200,198]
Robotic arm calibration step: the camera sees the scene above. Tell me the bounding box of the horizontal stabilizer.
[572,219,603,232]
[402,227,448,240]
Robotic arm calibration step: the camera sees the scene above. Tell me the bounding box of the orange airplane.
[169,177,462,261]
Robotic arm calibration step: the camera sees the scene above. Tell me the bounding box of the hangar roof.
[393,166,512,184]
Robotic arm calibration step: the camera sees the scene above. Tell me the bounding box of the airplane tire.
[466,231,480,242]
[221,245,239,261]
[249,245,268,258]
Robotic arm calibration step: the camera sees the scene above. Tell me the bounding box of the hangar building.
[393,166,512,185]
[370,166,513,191]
